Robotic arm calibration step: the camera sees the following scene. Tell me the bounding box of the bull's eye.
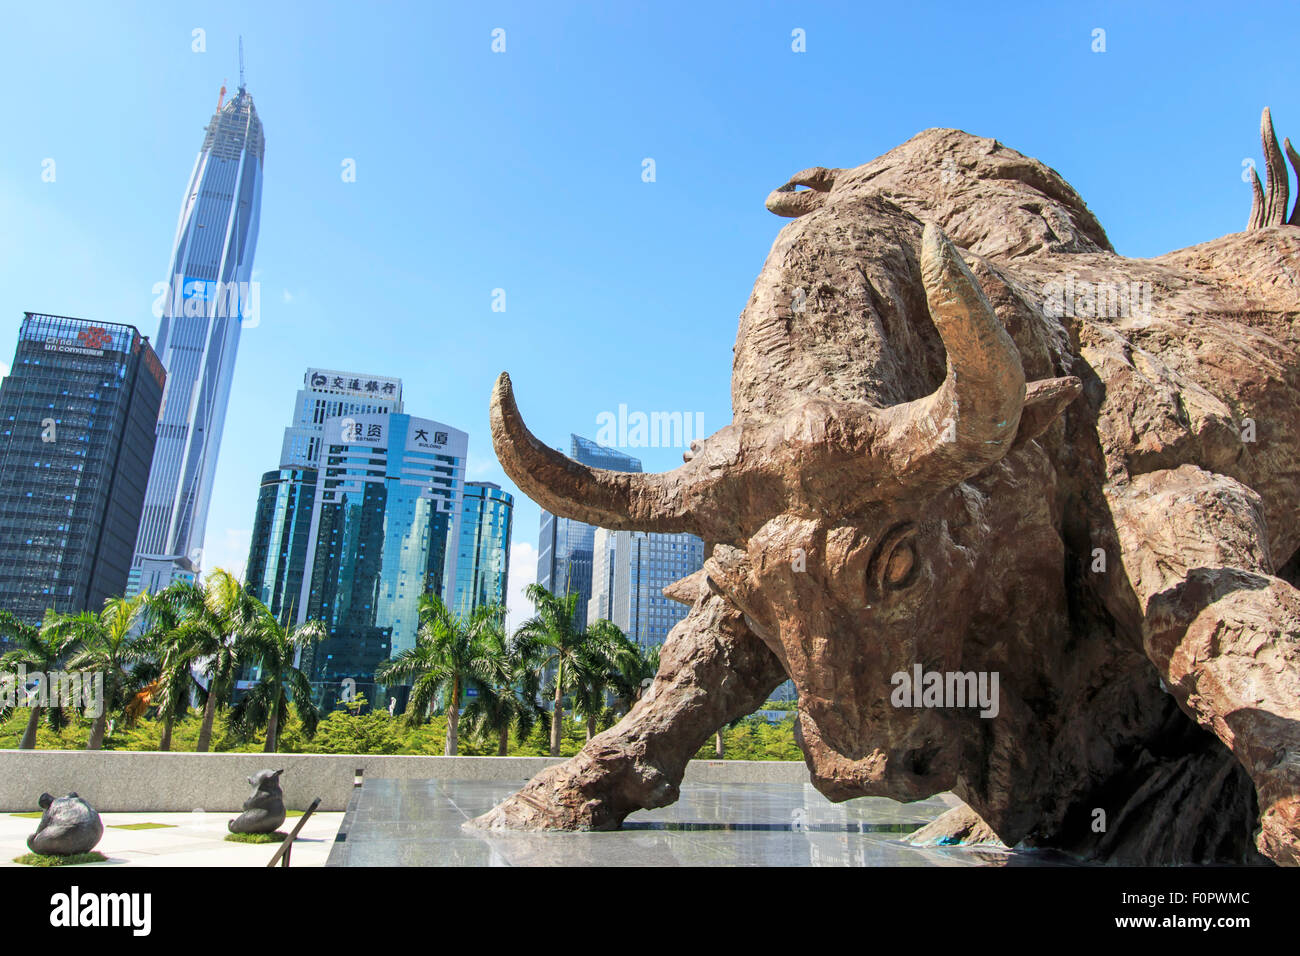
[870,523,920,593]
[884,543,915,586]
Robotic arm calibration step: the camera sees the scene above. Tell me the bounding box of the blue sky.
[0,1,1293,627]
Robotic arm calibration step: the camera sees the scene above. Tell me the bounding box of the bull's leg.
[467,586,788,830]
[1107,465,1300,865]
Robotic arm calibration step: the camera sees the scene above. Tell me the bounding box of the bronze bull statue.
[471,111,1300,866]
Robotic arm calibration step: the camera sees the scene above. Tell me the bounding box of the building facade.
[298,413,467,703]
[0,314,165,627]
[130,82,265,593]
[589,528,705,647]
[243,467,317,624]
[536,435,640,631]
[243,369,404,627]
[279,369,403,468]
[450,481,514,620]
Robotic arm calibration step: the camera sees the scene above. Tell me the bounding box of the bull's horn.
[765,167,840,218]
[875,223,1026,490]
[490,372,718,535]
[1261,108,1290,228]
[1248,165,1266,231]
[1286,137,1300,226]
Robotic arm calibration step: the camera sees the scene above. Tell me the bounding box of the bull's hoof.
[907,803,1006,848]
[1257,795,1300,867]
[467,790,616,832]
[466,750,678,832]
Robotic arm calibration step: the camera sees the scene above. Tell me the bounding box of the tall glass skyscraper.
[451,481,514,619]
[299,413,467,703]
[536,435,640,631]
[130,81,265,593]
[243,467,317,625]
[0,314,165,628]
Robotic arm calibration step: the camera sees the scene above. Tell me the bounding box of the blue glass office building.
[451,481,514,619]
[244,467,317,625]
[299,413,467,693]
[242,369,403,630]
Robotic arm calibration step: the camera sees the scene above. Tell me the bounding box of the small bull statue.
[27,792,103,856]
[228,769,287,834]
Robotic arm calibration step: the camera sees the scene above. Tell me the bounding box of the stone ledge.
[0,751,808,812]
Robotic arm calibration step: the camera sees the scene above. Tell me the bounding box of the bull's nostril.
[903,745,940,777]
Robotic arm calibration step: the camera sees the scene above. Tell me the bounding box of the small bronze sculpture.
[27,792,104,856]
[228,769,287,834]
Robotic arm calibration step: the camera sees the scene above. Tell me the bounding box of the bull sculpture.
[469,110,1300,866]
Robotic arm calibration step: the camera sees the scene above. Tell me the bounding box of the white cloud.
[506,541,537,633]
[466,452,496,480]
[281,289,294,304]
[204,528,252,582]
[0,362,9,379]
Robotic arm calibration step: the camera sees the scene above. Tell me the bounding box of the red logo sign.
[78,327,112,350]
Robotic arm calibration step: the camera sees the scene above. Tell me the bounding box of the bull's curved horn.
[875,223,1026,490]
[490,373,724,536]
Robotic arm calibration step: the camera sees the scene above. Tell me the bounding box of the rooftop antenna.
[238,36,245,91]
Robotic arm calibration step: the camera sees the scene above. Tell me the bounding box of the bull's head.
[491,214,1080,795]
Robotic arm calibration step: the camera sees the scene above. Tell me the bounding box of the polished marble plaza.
[327,778,1064,866]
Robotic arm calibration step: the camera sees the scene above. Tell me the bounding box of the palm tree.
[569,622,638,741]
[230,606,324,753]
[376,593,486,756]
[0,610,70,749]
[137,583,206,751]
[512,584,630,756]
[55,595,148,750]
[462,605,544,755]
[607,640,660,717]
[183,569,262,753]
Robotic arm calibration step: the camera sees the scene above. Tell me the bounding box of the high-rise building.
[536,435,640,631]
[130,80,265,594]
[0,314,165,628]
[451,481,514,619]
[299,413,467,702]
[243,369,404,625]
[589,529,705,647]
[279,369,403,468]
[243,467,317,624]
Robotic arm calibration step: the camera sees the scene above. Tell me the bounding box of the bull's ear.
[1011,376,1082,450]
[664,568,709,606]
